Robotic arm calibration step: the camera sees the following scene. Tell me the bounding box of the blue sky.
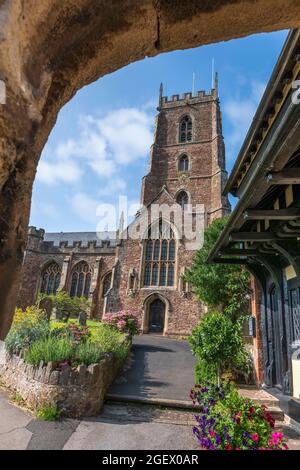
[30,30,288,233]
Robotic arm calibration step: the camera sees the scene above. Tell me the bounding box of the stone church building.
[18,82,230,336]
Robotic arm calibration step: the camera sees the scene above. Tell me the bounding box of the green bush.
[195,358,218,383]
[24,327,128,367]
[37,404,61,421]
[38,291,91,321]
[5,307,50,355]
[91,324,128,359]
[24,337,74,367]
[189,311,248,385]
[184,217,250,321]
[72,342,103,367]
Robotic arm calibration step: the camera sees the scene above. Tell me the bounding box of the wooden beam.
[220,248,260,256]
[213,258,248,265]
[243,208,300,221]
[266,168,300,184]
[229,232,276,242]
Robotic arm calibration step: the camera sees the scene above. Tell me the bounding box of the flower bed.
[191,381,288,450]
[0,307,133,417]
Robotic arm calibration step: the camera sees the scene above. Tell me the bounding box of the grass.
[37,404,61,421]
[11,392,24,404]
[24,337,74,367]
[72,342,103,367]
[24,320,129,368]
[91,323,128,358]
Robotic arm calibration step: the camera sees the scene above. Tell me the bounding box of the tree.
[38,292,91,321]
[189,311,248,386]
[185,217,250,321]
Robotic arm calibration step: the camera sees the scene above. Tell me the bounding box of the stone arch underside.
[0,0,300,338]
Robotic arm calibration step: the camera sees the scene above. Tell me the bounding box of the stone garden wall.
[0,341,130,418]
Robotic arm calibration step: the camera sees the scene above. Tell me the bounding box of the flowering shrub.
[191,381,288,450]
[5,307,50,354]
[102,311,139,335]
[13,306,47,325]
[50,323,90,345]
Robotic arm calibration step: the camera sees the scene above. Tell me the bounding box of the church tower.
[140,80,231,222]
[108,80,232,336]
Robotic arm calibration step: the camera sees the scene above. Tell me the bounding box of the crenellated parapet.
[158,89,218,110]
[26,228,117,255]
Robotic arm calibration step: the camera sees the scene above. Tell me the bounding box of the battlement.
[159,88,217,109]
[28,226,45,239]
[36,230,117,253]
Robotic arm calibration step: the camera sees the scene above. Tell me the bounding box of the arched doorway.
[149,299,165,334]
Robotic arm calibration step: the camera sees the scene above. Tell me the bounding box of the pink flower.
[117,319,126,330]
[252,434,259,441]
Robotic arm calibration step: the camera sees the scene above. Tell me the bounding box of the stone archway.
[142,292,170,335]
[1,1,300,338]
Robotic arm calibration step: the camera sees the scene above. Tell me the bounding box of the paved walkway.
[109,335,196,402]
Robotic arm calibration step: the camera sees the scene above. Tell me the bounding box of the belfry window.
[143,220,176,287]
[70,261,92,298]
[178,154,189,172]
[176,191,189,209]
[179,116,192,143]
[40,262,61,295]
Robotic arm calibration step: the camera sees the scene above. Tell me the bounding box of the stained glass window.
[40,262,61,296]
[69,261,92,298]
[142,221,176,287]
[102,272,112,297]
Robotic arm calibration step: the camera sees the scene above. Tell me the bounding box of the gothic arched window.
[70,261,92,298]
[179,115,192,143]
[143,220,176,287]
[102,272,112,298]
[178,154,189,172]
[40,262,61,296]
[176,191,189,209]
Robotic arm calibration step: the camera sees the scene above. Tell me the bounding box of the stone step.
[101,402,196,426]
[267,406,285,422]
[238,387,284,422]
[239,387,279,407]
[106,393,196,410]
[106,389,284,422]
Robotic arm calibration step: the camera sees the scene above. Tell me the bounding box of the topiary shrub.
[189,311,248,386]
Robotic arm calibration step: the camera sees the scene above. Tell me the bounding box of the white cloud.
[97,177,127,197]
[37,106,153,186]
[70,191,141,231]
[37,160,82,185]
[224,80,266,160]
[70,192,101,226]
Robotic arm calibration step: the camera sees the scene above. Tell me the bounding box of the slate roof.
[44,231,116,247]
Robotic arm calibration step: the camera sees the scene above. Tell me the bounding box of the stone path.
[108,335,196,403]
